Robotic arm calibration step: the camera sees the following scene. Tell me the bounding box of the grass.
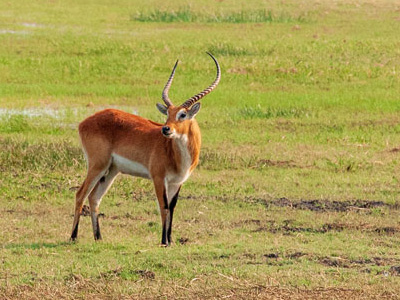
[1,0,400,298]
[238,105,309,119]
[132,7,306,23]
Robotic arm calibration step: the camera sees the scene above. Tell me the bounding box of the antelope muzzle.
[162,125,172,137]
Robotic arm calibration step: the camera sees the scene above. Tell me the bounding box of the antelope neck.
[170,123,200,176]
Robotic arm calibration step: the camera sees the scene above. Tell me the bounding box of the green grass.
[238,105,309,119]
[1,0,400,298]
[132,7,306,23]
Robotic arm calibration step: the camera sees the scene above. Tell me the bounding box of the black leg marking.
[70,222,79,241]
[162,212,169,246]
[166,212,174,245]
[167,186,181,245]
[161,188,169,246]
[162,188,168,209]
[95,216,102,240]
[169,186,181,211]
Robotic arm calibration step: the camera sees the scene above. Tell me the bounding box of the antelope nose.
[162,126,170,135]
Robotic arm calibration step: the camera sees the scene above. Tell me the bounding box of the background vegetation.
[1,0,400,298]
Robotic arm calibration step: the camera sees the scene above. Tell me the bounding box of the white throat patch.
[167,133,192,184]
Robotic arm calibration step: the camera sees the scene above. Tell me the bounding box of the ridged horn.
[181,52,221,109]
[162,60,179,107]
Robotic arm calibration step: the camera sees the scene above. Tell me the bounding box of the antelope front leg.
[162,184,182,246]
[166,184,181,244]
[153,177,172,246]
[154,179,181,247]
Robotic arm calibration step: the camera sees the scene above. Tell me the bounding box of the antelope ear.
[156,103,168,115]
[187,102,201,119]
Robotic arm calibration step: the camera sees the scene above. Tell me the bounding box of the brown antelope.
[70,52,220,246]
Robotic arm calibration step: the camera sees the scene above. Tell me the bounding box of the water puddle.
[0,29,29,35]
[0,106,138,119]
[0,23,46,35]
[21,23,45,28]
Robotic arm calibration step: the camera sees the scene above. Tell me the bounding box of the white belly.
[112,153,151,179]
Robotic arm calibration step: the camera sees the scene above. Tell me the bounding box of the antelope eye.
[180,113,187,119]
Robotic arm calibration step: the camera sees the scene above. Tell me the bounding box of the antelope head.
[156,52,221,139]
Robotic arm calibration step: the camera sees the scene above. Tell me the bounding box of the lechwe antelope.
[70,53,220,246]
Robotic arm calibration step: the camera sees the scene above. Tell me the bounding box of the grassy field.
[1,0,400,298]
